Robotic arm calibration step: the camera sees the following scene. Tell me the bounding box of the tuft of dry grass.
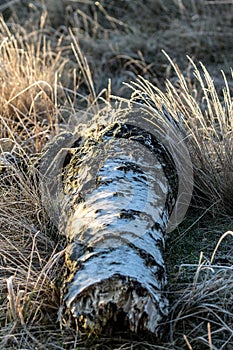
[0,152,67,348]
[169,243,233,350]
[0,16,67,153]
[128,54,233,215]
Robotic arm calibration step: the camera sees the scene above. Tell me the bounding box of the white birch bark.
[59,119,178,335]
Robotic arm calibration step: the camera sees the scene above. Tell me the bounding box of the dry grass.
[0,15,67,153]
[168,241,233,349]
[0,0,232,349]
[128,54,233,214]
[0,156,66,348]
[58,0,233,97]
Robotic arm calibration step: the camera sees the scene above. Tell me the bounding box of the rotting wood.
[58,112,179,336]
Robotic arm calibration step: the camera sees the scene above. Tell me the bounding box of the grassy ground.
[0,0,232,349]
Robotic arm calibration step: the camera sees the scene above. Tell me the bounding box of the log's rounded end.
[62,275,169,336]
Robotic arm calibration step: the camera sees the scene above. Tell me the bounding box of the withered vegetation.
[0,1,232,349]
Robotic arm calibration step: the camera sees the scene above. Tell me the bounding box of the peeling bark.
[59,118,178,335]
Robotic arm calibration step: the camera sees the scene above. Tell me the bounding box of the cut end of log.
[62,275,169,336]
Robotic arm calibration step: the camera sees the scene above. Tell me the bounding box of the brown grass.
[0,16,67,153]
[128,54,233,214]
[0,0,232,348]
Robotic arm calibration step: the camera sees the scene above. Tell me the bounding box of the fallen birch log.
[56,107,180,336]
